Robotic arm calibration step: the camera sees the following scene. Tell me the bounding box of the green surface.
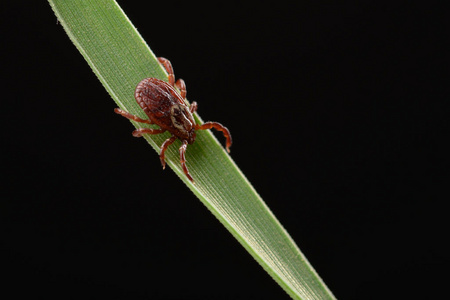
[48,1,336,299]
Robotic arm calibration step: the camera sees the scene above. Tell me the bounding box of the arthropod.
[115,57,232,183]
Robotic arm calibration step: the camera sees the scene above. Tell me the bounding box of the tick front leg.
[196,122,232,153]
[157,57,175,87]
[179,140,194,183]
[132,128,166,137]
[159,135,177,170]
[189,101,198,114]
[114,108,151,124]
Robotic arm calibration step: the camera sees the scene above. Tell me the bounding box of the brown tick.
[115,57,232,183]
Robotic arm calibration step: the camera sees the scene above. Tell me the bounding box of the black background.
[2,1,447,299]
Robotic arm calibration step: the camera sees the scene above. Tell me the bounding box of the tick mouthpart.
[187,131,196,144]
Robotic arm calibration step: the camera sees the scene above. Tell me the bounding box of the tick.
[115,57,232,183]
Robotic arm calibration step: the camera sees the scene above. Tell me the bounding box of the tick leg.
[114,108,151,124]
[179,140,194,183]
[189,101,198,114]
[175,78,187,99]
[157,57,175,87]
[116,108,165,138]
[196,122,232,153]
[132,128,166,137]
[159,135,177,170]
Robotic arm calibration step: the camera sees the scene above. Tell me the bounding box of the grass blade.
[48,1,336,299]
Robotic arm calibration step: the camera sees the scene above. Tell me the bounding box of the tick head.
[170,104,196,143]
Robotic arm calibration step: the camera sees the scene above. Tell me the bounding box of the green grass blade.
[48,1,336,299]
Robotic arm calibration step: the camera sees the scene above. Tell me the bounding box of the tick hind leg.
[114,108,152,124]
[132,128,166,137]
[175,78,187,99]
[196,122,232,153]
[114,108,166,137]
[158,57,187,99]
[157,57,175,87]
[179,140,194,183]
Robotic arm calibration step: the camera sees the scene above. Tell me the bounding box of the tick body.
[115,57,232,183]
